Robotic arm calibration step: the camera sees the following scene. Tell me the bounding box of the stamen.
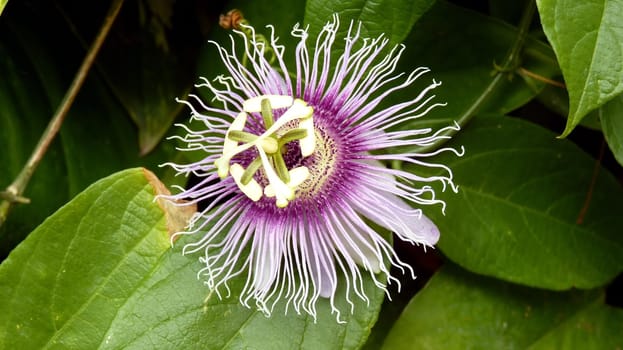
[227,130,259,143]
[217,111,250,179]
[288,167,310,187]
[215,142,254,179]
[262,99,313,135]
[261,98,274,129]
[278,128,308,146]
[241,157,263,185]
[273,150,290,183]
[258,148,293,208]
[230,163,263,201]
[264,166,310,198]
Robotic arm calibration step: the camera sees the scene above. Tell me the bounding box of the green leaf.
[304,0,435,47]
[410,115,623,290]
[537,0,623,137]
[0,168,175,349]
[600,94,623,166]
[382,265,622,349]
[528,300,623,349]
[0,168,384,349]
[388,1,560,132]
[534,83,604,131]
[0,0,7,16]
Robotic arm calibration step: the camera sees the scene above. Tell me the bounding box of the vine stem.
[576,139,605,224]
[0,0,125,228]
[416,0,537,154]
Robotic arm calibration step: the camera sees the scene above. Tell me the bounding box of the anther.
[273,151,290,183]
[260,98,274,129]
[278,128,308,147]
[227,130,258,143]
[241,157,263,185]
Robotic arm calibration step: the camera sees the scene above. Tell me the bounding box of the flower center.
[214,95,316,208]
[282,124,339,200]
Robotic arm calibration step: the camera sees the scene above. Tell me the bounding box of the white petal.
[298,116,315,157]
[223,112,248,154]
[288,166,310,188]
[243,95,293,112]
[229,163,263,201]
[358,188,440,246]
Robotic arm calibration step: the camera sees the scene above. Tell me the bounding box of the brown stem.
[576,139,606,224]
[517,67,566,89]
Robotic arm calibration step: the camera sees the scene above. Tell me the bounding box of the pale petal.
[229,163,263,201]
[298,116,316,157]
[243,95,293,112]
[223,112,248,154]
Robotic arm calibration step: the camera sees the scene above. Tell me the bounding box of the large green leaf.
[304,0,435,47]
[388,1,560,133]
[529,300,623,349]
[537,0,623,137]
[600,94,623,166]
[382,265,622,349]
[0,168,384,349]
[534,83,604,131]
[410,115,623,290]
[0,168,174,349]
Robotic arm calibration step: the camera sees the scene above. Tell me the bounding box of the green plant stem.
[0,0,124,229]
[417,0,537,154]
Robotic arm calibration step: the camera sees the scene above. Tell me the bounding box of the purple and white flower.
[163,15,460,322]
